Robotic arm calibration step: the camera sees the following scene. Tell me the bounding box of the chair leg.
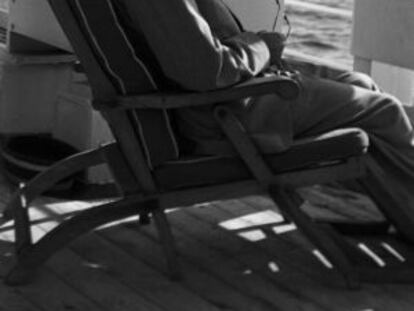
[102,141,181,279]
[268,184,414,287]
[2,144,112,220]
[3,145,113,284]
[5,197,157,285]
[14,184,32,253]
[213,105,413,287]
[357,156,414,243]
[101,143,153,228]
[359,177,414,243]
[152,208,182,280]
[268,185,361,289]
[139,212,151,225]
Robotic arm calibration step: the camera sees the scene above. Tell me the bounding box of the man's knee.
[376,93,412,130]
[335,71,380,91]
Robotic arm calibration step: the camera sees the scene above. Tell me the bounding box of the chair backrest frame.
[48,0,165,193]
[48,0,118,101]
[48,0,181,187]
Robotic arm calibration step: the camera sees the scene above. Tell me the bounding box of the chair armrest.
[106,75,299,110]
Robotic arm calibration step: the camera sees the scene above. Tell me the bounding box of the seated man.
[117,0,414,239]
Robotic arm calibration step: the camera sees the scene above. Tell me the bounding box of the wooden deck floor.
[0,175,414,311]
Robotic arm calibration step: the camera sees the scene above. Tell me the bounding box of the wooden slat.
[167,207,329,311]
[237,196,414,309]
[1,180,414,310]
[100,223,276,311]
[184,202,349,281]
[139,214,316,311]
[28,216,165,311]
[72,233,219,311]
[0,284,41,311]
[188,201,331,279]
[41,200,221,311]
[187,201,392,308]
[0,242,42,311]
[10,267,104,311]
[48,249,165,311]
[17,198,276,311]
[0,228,103,311]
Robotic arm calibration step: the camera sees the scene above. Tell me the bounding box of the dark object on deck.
[323,220,391,236]
[2,0,414,289]
[1,135,80,193]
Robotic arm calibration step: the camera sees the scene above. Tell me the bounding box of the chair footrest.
[316,220,390,235]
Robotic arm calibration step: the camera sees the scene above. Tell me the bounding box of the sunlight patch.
[83,261,109,270]
[237,229,267,242]
[381,242,406,262]
[358,243,386,267]
[268,261,280,273]
[272,223,297,235]
[312,249,334,269]
[0,235,15,243]
[45,200,107,213]
[219,210,284,231]
[97,216,139,230]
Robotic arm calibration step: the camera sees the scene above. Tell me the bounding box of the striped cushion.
[70,0,179,168]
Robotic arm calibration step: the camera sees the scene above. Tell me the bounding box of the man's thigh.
[284,57,345,80]
[291,74,400,139]
[285,57,379,90]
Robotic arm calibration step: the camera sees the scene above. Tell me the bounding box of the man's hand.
[257,32,286,66]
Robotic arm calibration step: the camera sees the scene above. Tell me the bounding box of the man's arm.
[121,0,273,91]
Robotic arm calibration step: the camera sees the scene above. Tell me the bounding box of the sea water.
[286,0,354,68]
[288,0,412,106]
[0,0,353,67]
[301,0,353,10]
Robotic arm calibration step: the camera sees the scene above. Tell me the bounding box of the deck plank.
[0,226,105,311]
[101,222,277,311]
[0,243,43,311]
[141,216,314,311]
[47,249,165,311]
[35,199,223,311]
[0,284,42,311]
[237,193,414,309]
[0,180,414,311]
[29,208,167,311]
[168,207,330,311]
[183,203,375,310]
[189,201,334,281]
[73,233,221,311]
[25,197,276,311]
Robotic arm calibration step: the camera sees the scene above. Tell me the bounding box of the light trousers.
[177,58,414,238]
[244,59,414,239]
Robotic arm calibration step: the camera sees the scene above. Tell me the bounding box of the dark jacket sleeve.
[121,0,271,91]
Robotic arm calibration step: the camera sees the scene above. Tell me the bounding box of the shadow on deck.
[0,174,413,311]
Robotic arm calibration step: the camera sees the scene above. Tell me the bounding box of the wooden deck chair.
[3,0,414,288]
